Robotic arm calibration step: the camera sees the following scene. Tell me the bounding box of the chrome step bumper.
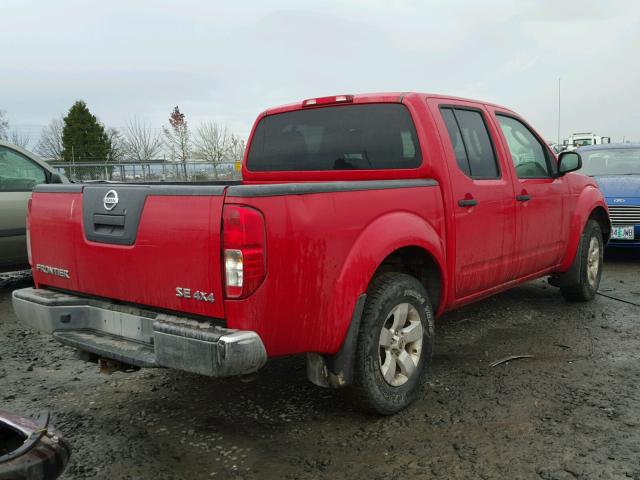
[12,288,267,377]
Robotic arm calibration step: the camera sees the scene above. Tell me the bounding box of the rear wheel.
[561,219,603,302]
[351,273,434,415]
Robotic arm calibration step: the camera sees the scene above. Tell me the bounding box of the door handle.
[516,194,531,202]
[458,199,478,207]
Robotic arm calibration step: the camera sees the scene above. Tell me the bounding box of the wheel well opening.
[590,207,610,243]
[374,246,442,312]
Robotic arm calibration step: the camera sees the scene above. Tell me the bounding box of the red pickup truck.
[13,93,609,414]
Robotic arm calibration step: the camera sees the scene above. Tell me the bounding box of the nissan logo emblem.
[103,190,119,211]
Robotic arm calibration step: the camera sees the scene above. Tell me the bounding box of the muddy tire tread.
[350,272,434,415]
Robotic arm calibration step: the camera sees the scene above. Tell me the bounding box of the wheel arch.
[558,186,609,272]
[589,205,611,244]
[330,211,446,335]
[371,245,443,315]
[310,212,446,389]
[550,198,609,289]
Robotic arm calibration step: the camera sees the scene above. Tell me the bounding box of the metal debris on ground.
[489,354,534,367]
[596,292,640,307]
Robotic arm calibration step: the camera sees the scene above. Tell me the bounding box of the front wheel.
[350,272,434,415]
[561,219,604,302]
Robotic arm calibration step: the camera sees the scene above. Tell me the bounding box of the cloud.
[527,0,612,20]
[1,0,639,143]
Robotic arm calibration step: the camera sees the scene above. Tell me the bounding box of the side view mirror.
[558,151,582,175]
[49,173,64,184]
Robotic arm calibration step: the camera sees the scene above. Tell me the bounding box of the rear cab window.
[246,104,422,171]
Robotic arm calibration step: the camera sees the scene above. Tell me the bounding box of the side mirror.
[558,151,582,175]
[49,173,64,184]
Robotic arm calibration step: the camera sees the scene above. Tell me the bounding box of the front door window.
[0,147,46,191]
[496,115,552,179]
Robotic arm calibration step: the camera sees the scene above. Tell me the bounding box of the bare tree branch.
[35,117,64,160]
[106,127,125,163]
[105,127,125,162]
[0,110,8,140]
[9,129,31,149]
[123,117,162,162]
[193,121,230,164]
[228,134,246,163]
[0,110,30,148]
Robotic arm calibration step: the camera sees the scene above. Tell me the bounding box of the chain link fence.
[48,160,242,182]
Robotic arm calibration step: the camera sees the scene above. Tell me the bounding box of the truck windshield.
[246,104,421,171]
[580,148,640,175]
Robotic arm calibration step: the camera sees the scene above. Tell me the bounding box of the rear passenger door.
[489,111,569,278]
[429,100,517,299]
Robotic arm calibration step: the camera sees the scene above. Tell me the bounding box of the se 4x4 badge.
[176,287,215,303]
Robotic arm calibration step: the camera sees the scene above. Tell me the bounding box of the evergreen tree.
[61,101,110,163]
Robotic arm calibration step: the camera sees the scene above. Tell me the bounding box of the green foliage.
[61,100,111,163]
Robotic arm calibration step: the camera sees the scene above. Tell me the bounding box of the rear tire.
[560,219,603,302]
[350,273,434,415]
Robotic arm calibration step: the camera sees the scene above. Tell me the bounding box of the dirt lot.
[1,252,640,480]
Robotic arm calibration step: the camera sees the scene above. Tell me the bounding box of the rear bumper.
[607,240,640,248]
[12,288,267,377]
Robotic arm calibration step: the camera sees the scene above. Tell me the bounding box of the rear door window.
[440,108,471,176]
[439,107,500,179]
[247,104,422,171]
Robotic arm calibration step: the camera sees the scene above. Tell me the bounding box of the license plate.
[611,225,635,240]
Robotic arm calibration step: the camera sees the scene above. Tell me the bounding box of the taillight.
[222,205,266,299]
[26,198,32,266]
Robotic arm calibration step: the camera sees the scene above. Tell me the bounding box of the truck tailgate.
[29,184,227,319]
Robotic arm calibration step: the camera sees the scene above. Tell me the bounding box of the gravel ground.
[1,252,640,479]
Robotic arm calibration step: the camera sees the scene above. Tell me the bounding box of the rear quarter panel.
[224,184,445,356]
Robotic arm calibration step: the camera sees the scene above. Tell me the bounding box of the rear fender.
[315,212,445,387]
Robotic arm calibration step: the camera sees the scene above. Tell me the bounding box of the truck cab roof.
[261,92,516,117]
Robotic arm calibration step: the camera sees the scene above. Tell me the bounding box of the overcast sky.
[2,0,639,144]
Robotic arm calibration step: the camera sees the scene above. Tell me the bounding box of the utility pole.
[557,77,561,147]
